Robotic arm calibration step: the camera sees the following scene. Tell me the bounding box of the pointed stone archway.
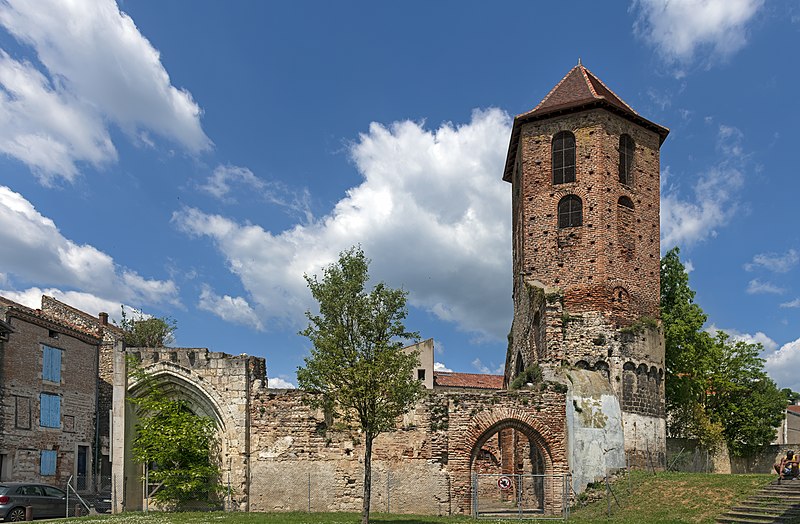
[111,346,262,513]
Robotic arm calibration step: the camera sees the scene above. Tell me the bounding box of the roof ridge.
[582,66,638,115]
[579,65,600,98]
[528,65,582,115]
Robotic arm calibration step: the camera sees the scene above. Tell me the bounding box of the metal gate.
[473,473,570,520]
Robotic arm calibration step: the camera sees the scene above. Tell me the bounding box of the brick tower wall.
[512,109,661,326]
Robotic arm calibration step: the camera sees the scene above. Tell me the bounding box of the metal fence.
[65,475,112,516]
[473,474,571,520]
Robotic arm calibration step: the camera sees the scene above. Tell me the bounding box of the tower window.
[618,196,634,209]
[552,131,576,184]
[619,134,634,185]
[558,195,583,228]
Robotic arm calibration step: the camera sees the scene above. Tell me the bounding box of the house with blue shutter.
[0,296,100,489]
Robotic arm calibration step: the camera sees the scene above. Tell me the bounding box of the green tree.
[661,247,785,455]
[118,305,177,347]
[704,332,786,456]
[660,247,721,447]
[128,362,220,506]
[297,247,424,524]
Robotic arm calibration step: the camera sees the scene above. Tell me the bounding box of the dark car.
[0,483,67,521]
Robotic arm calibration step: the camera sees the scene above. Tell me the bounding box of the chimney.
[98,312,109,326]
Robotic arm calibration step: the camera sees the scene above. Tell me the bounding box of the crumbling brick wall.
[247,387,567,516]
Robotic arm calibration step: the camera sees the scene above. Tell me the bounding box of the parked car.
[0,483,67,521]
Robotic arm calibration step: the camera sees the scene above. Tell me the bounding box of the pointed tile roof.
[503,64,669,182]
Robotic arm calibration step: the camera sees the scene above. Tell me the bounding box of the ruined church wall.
[127,347,266,511]
[248,387,568,516]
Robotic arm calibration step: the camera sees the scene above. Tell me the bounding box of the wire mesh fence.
[473,474,571,520]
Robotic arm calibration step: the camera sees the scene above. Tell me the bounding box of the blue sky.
[0,0,798,390]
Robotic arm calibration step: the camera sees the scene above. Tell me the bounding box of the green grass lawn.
[568,471,774,523]
[73,472,775,524]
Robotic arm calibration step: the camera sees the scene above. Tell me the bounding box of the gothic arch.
[128,361,234,430]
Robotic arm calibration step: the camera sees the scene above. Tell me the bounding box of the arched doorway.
[124,364,232,510]
[467,418,566,518]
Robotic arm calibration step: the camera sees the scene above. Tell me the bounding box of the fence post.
[606,472,611,518]
[65,476,70,518]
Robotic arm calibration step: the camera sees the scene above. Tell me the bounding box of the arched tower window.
[618,196,634,209]
[619,134,634,185]
[552,131,575,184]
[557,195,582,228]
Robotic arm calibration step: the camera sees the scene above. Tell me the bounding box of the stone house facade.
[0,296,101,488]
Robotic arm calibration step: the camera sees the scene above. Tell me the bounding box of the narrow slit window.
[619,134,634,185]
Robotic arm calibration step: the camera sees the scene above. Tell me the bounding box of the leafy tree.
[297,246,424,524]
[661,247,785,455]
[704,332,786,456]
[128,361,220,506]
[118,305,177,347]
[661,247,721,447]
[782,388,800,405]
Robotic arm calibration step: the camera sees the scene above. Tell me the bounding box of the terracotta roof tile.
[788,405,800,415]
[503,63,669,182]
[433,372,504,390]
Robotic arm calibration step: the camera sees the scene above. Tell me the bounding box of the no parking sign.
[497,476,513,490]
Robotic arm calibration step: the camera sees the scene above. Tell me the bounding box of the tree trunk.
[362,432,374,524]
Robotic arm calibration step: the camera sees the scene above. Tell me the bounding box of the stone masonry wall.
[248,387,567,516]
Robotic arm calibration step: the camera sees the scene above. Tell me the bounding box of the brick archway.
[450,406,568,515]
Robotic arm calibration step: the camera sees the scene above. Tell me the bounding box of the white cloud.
[197,284,263,331]
[780,298,800,309]
[661,125,748,250]
[0,0,209,182]
[434,362,453,373]
[0,286,127,321]
[746,279,785,295]
[707,325,778,352]
[268,377,296,389]
[745,249,799,273]
[199,165,265,201]
[471,357,503,375]
[764,338,800,391]
[684,260,695,273]
[0,51,116,183]
[632,0,764,73]
[0,185,179,307]
[199,164,314,222]
[174,108,512,339]
[660,165,743,250]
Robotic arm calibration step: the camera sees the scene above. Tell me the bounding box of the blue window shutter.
[40,393,60,428]
[43,346,62,382]
[42,346,51,380]
[52,347,61,382]
[40,450,56,476]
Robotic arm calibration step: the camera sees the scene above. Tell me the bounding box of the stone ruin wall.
[507,280,665,465]
[248,387,568,516]
[125,346,266,511]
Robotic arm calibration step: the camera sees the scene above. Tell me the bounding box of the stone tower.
[503,64,669,475]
